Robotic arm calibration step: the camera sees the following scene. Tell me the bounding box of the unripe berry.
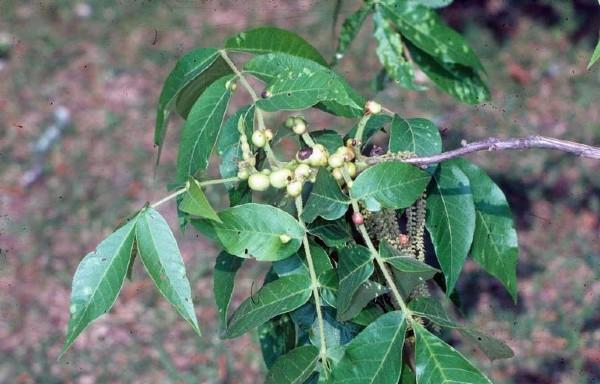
[352,212,364,225]
[237,169,250,180]
[332,168,343,181]
[251,130,267,148]
[346,138,357,147]
[328,153,344,169]
[365,100,382,115]
[261,168,271,176]
[336,146,355,161]
[286,181,303,197]
[279,234,291,244]
[261,89,271,98]
[226,80,237,92]
[344,162,357,178]
[269,168,293,189]
[309,145,329,167]
[264,129,274,141]
[292,117,307,135]
[285,116,295,128]
[294,163,312,180]
[248,173,270,191]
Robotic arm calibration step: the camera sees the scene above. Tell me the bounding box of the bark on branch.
[367,135,600,166]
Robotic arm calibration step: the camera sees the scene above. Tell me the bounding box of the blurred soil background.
[0,0,599,383]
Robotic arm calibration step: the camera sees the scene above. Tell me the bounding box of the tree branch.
[367,135,600,166]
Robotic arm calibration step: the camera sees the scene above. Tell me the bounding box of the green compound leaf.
[301,169,350,223]
[413,322,494,384]
[337,280,388,322]
[426,162,475,295]
[336,245,374,315]
[210,203,305,261]
[176,75,233,182]
[179,178,222,223]
[225,27,327,66]
[389,115,442,157]
[62,217,138,356]
[155,48,223,148]
[454,158,518,301]
[224,274,312,339]
[217,105,255,184]
[406,41,490,105]
[332,311,408,384]
[265,345,320,384]
[373,7,422,91]
[333,2,372,64]
[380,1,484,71]
[351,161,431,211]
[135,208,200,335]
[245,53,364,117]
[213,251,243,333]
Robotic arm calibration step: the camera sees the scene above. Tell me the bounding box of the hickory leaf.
[454,158,519,301]
[389,115,442,157]
[213,251,243,333]
[217,105,255,184]
[351,161,431,211]
[414,323,493,384]
[426,162,475,295]
[210,204,305,261]
[301,169,350,223]
[225,27,327,66]
[179,178,222,222]
[176,75,233,182]
[62,217,137,355]
[333,2,372,64]
[224,274,312,338]
[265,345,320,384]
[336,245,374,315]
[135,208,200,335]
[332,311,408,384]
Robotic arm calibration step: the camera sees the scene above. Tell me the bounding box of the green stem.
[348,196,414,321]
[150,177,239,209]
[301,132,317,148]
[220,49,282,167]
[295,197,329,369]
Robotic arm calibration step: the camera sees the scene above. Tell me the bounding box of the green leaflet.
[301,169,350,223]
[379,241,438,276]
[176,75,233,182]
[213,251,243,333]
[209,203,305,261]
[410,297,514,361]
[453,158,519,301]
[217,105,255,185]
[388,115,442,157]
[224,274,312,339]
[380,1,484,72]
[406,41,490,104]
[155,48,222,148]
[265,345,320,384]
[373,7,422,91]
[408,0,453,8]
[245,53,364,116]
[62,217,137,355]
[179,178,221,222]
[413,322,494,384]
[588,38,600,70]
[307,218,354,248]
[351,161,431,211]
[332,311,407,384]
[426,162,475,295]
[225,27,327,66]
[333,2,372,64]
[135,208,200,335]
[345,114,391,143]
[336,245,374,315]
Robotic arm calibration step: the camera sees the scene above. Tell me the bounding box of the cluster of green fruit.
[235,103,384,198]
